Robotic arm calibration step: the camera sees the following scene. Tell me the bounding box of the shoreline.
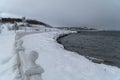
[21,30,120,80]
[56,31,120,68]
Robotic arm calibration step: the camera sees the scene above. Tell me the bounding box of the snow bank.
[0,23,58,80]
[15,31,46,80]
[0,31,19,80]
[21,30,120,80]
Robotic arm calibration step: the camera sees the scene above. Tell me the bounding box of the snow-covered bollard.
[25,51,44,80]
[15,39,44,80]
[0,17,2,34]
[15,40,25,52]
[15,40,25,73]
[13,22,18,33]
[22,17,27,32]
[18,50,44,80]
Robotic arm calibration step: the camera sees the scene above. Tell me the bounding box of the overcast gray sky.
[0,0,120,30]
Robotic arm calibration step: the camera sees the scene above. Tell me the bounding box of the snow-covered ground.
[0,23,120,80]
[0,29,18,80]
[21,31,120,80]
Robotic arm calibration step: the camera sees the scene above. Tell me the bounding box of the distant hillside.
[0,18,52,27]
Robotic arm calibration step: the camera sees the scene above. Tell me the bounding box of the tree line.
[1,18,50,27]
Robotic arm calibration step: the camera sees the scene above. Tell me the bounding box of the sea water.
[58,31,120,68]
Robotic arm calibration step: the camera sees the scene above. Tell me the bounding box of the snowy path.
[0,32,17,80]
[0,30,120,80]
[22,31,120,80]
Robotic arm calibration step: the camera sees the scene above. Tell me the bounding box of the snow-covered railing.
[15,33,44,80]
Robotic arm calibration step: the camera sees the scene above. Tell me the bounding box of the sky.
[0,0,120,30]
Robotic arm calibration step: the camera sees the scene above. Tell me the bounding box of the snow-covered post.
[15,40,44,80]
[0,17,2,34]
[22,17,27,32]
[13,21,18,33]
[25,51,44,80]
[15,40,24,53]
[15,40,25,72]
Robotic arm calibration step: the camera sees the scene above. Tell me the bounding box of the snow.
[0,30,18,80]
[21,30,120,80]
[0,23,120,80]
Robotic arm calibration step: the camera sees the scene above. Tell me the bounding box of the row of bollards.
[15,35,44,80]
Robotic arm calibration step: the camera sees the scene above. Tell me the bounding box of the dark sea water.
[57,31,120,68]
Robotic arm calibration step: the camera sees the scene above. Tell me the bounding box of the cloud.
[0,0,120,29]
